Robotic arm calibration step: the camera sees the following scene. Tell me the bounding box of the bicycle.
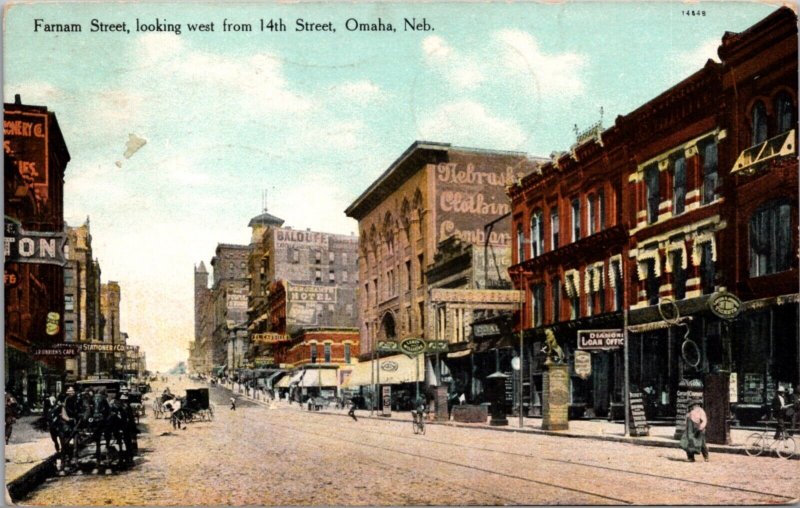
[412,409,428,435]
[744,426,797,459]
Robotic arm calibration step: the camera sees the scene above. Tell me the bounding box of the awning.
[275,375,293,388]
[342,354,424,387]
[288,370,305,386]
[447,349,472,359]
[265,371,285,389]
[298,369,338,387]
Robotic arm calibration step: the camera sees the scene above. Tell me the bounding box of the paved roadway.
[19,376,800,505]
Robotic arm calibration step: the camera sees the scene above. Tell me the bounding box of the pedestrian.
[5,393,19,444]
[791,385,800,435]
[348,398,358,421]
[772,386,790,438]
[308,396,315,411]
[680,399,709,462]
[230,396,236,411]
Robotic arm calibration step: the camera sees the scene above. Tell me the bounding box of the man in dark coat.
[772,386,789,439]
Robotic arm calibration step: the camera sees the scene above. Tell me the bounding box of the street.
[17,377,800,506]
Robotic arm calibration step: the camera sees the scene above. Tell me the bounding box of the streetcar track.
[270,405,794,503]
[265,413,634,504]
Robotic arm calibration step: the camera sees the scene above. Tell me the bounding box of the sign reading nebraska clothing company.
[4,217,67,266]
[577,329,624,350]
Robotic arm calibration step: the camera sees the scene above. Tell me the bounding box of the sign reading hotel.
[433,152,531,246]
[577,329,624,350]
[4,109,49,187]
[288,284,337,303]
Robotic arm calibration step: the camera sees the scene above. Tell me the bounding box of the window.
[388,269,395,295]
[418,302,425,331]
[65,321,75,342]
[571,199,581,241]
[292,249,300,263]
[645,163,660,223]
[329,252,335,263]
[64,269,74,288]
[587,195,595,236]
[65,294,74,312]
[346,304,353,317]
[597,190,606,230]
[364,283,369,306]
[315,269,322,282]
[329,270,335,282]
[531,284,545,327]
[550,278,561,323]
[405,260,411,290]
[752,100,768,146]
[700,242,716,295]
[749,200,792,277]
[418,254,424,285]
[342,253,348,265]
[310,344,318,363]
[530,211,543,258]
[570,293,580,320]
[645,259,659,306]
[343,270,349,282]
[672,155,686,215]
[315,251,322,264]
[701,140,719,205]
[550,210,559,250]
[775,92,795,134]
[373,278,379,303]
[516,224,525,262]
[672,250,686,300]
[612,260,623,311]
[344,344,351,364]
[324,343,331,363]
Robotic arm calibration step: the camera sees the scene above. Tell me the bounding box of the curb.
[6,453,58,503]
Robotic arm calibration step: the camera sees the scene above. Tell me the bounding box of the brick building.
[508,7,798,423]
[4,97,70,403]
[209,244,249,372]
[193,261,214,374]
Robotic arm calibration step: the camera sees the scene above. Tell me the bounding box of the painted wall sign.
[3,109,49,187]
[376,340,399,353]
[45,311,60,336]
[4,269,20,288]
[380,360,399,372]
[577,329,624,350]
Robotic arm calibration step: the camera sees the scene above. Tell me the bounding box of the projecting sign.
[577,330,624,350]
[574,350,592,379]
[4,217,67,266]
[708,291,742,320]
[400,338,426,357]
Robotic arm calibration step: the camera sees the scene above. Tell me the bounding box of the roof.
[248,211,285,227]
[196,261,208,273]
[345,140,530,220]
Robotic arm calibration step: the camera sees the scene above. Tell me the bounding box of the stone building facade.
[64,219,102,380]
[209,244,249,372]
[345,141,540,360]
[98,281,122,376]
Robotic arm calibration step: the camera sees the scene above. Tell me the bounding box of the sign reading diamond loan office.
[4,217,66,266]
[577,329,624,350]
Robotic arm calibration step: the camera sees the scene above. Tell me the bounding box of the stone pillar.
[542,363,569,430]
[434,385,449,421]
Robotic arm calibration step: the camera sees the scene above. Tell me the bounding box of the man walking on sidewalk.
[348,398,358,421]
[680,400,709,462]
[230,397,236,411]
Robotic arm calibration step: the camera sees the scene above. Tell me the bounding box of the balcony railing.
[731,129,795,175]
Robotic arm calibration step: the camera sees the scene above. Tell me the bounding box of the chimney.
[14,94,21,105]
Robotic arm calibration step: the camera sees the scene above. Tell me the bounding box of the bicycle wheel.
[744,433,765,457]
[776,436,797,459]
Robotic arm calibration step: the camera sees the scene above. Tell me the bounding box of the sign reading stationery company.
[4,109,49,187]
[434,154,530,246]
[577,330,624,350]
[4,217,67,266]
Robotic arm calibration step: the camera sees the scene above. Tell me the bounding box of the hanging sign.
[574,350,592,379]
[400,338,426,357]
[577,329,624,350]
[708,291,742,320]
[4,217,67,266]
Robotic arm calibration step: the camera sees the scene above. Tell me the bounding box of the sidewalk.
[4,416,60,502]
[225,385,791,458]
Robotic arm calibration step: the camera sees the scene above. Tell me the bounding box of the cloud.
[669,39,720,79]
[422,35,486,90]
[494,29,588,98]
[330,80,385,102]
[417,100,527,150]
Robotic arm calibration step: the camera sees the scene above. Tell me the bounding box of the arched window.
[530,211,543,258]
[775,92,795,134]
[749,199,792,277]
[751,100,768,146]
[516,224,525,263]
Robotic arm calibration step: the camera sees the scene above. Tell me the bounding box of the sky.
[3,1,782,372]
